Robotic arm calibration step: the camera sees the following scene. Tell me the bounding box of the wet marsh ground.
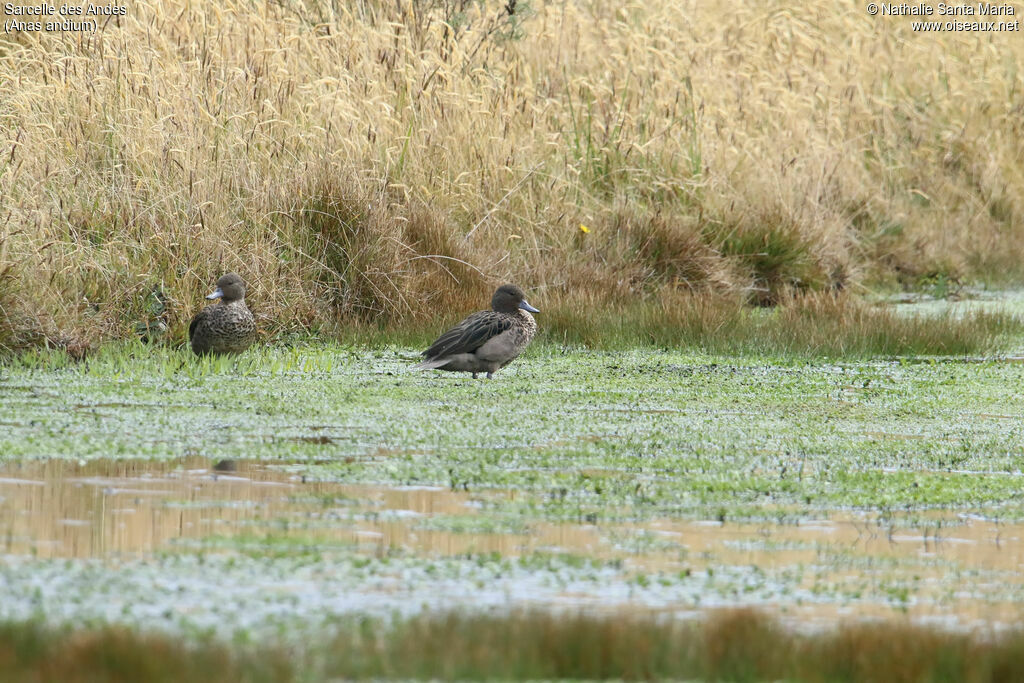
[2,326,1024,650]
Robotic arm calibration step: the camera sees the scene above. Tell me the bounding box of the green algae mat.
[1,345,1023,637]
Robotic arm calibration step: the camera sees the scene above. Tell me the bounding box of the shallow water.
[885,288,1024,317]
[2,346,1023,635]
[2,458,1023,631]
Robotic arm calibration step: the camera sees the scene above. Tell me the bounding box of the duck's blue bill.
[519,300,540,313]
[205,287,224,300]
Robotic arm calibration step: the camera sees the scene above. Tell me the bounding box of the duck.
[188,272,256,356]
[415,284,539,379]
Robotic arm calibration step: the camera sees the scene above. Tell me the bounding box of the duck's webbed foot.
[486,372,494,379]
[471,372,478,379]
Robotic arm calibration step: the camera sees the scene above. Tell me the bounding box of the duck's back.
[423,310,514,360]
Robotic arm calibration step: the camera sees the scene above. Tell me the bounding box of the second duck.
[415,284,539,379]
[189,272,256,356]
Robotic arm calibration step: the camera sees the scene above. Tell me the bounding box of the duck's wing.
[188,308,209,343]
[422,311,513,359]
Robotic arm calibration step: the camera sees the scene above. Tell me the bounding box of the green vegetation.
[540,292,1024,355]
[3,610,1023,682]
[2,335,1024,675]
[3,343,1024,518]
[5,290,1024,360]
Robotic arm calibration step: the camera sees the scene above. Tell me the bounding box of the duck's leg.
[486,371,494,379]
[471,372,477,379]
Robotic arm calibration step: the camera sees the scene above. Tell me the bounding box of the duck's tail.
[413,356,451,371]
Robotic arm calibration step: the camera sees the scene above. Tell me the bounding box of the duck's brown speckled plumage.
[189,273,256,356]
[415,284,539,379]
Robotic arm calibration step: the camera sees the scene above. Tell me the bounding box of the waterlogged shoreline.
[0,458,1023,636]
[1,345,1023,636]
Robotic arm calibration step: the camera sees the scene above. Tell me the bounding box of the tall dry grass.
[2,1,1023,351]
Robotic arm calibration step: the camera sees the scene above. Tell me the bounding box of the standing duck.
[188,272,256,356]
[415,284,539,379]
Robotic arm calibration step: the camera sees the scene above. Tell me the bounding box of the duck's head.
[206,272,247,303]
[492,284,539,314]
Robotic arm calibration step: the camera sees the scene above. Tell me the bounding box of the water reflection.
[0,458,538,560]
[2,458,1024,624]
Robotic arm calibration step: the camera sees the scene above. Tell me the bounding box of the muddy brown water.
[2,458,1023,624]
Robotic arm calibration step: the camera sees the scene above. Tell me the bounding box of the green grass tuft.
[541,292,1024,357]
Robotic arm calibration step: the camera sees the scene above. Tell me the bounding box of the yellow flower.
[579,224,591,234]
